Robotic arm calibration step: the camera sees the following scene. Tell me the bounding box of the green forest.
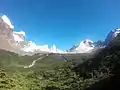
[0,35,120,90]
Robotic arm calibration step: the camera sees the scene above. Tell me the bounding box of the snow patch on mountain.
[113,28,120,37]
[1,15,14,29]
[21,41,50,52]
[13,31,25,42]
[49,45,67,53]
[70,39,94,53]
[13,31,25,37]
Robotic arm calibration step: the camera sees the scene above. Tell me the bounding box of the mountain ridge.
[0,14,120,55]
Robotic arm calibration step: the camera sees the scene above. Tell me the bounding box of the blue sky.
[0,0,120,50]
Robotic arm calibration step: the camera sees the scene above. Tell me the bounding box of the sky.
[0,0,120,50]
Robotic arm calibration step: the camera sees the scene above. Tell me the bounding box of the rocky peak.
[94,40,105,47]
[70,39,94,53]
[105,28,120,45]
[82,39,94,47]
[50,45,57,53]
[1,15,14,29]
[0,16,13,38]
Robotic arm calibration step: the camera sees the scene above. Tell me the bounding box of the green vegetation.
[0,35,120,90]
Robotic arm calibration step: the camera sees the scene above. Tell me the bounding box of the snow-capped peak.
[81,39,94,47]
[83,39,94,43]
[70,39,94,53]
[1,15,14,29]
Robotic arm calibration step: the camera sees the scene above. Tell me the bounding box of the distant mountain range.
[0,15,120,55]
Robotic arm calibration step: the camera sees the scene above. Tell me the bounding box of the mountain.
[105,28,120,45]
[0,15,66,55]
[70,39,106,53]
[0,15,35,55]
[70,28,120,53]
[0,15,20,53]
[70,39,94,53]
[0,14,120,55]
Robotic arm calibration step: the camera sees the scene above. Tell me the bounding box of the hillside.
[74,34,120,90]
[0,35,120,90]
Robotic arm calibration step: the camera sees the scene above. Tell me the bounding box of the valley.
[0,36,120,90]
[0,14,120,90]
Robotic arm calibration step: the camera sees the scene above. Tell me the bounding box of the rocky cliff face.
[0,15,27,54]
[0,15,16,52]
[0,15,65,55]
[0,17,13,38]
